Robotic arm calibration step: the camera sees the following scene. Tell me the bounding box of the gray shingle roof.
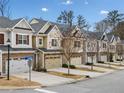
[30,18,78,35]
[0,45,34,52]
[106,34,113,41]
[39,48,61,53]
[84,31,104,40]
[30,18,48,34]
[44,25,54,34]
[0,16,22,28]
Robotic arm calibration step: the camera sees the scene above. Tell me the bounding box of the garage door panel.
[87,56,97,63]
[6,60,29,74]
[71,57,81,65]
[101,55,107,62]
[45,55,62,69]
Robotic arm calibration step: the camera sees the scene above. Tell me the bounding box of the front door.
[0,34,4,44]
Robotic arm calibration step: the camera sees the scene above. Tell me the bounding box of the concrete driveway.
[13,71,74,86]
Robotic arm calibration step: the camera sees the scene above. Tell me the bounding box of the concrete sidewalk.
[95,63,124,69]
[48,68,103,78]
[76,64,114,72]
[13,71,74,87]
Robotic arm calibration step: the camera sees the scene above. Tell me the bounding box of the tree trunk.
[67,59,70,75]
[120,55,122,66]
[91,55,93,70]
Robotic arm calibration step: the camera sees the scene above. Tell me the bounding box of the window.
[0,34,4,44]
[103,43,107,48]
[17,34,29,45]
[52,39,58,46]
[74,41,81,48]
[39,38,43,45]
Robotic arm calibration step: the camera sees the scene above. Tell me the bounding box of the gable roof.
[0,16,22,28]
[0,16,33,31]
[84,31,104,40]
[44,25,55,34]
[0,45,34,52]
[30,18,48,34]
[106,34,113,42]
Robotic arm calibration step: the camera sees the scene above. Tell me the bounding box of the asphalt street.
[0,70,124,93]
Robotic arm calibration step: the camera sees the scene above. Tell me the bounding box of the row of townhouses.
[0,17,124,74]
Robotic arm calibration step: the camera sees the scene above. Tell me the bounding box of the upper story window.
[103,43,107,48]
[0,34,4,44]
[39,38,43,45]
[74,41,81,48]
[52,39,58,47]
[16,34,29,45]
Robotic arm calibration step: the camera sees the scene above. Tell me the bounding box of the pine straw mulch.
[48,71,87,79]
[0,76,41,87]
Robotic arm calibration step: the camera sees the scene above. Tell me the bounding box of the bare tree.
[57,10,74,28]
[106,10,124,32]
[95,20,109,33]
[57,10,84,75]
[61,36,74,74]
[0,0,11,17]
[77,15,89,30]
[116,44,124,65]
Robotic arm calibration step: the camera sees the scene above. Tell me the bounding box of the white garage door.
[71,56,82,65]
[87,56,97,63]
[101,55,107,62]
[6,59,29,74]
[45,55,62,69]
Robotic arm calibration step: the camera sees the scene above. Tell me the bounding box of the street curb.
[4,67,123,89]
[42,77,90,88]
[44,69,123,87]
[0,86,41,90]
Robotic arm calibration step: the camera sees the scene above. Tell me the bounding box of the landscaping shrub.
[62,64,68,68]
[70,65,76,69]
[85,62,93,65]
[116,59,122,61]
[36,68,47,72]
[110,59,114,62]
[62,64,76,69]
[97,61,104,64]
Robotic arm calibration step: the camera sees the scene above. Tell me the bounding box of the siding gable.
[30,19,39,24]
[13,19,33,31]
[101,33,108,41]
[38,22,51,34]
[47,25,62,49]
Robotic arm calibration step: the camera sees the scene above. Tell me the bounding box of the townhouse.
[107,34,118,62]
[0,17,124,75]
[30,18,85,70]
[84,31,100,64]
[0,17,34,74]
[30,18,63,70]
[61,26,85,65]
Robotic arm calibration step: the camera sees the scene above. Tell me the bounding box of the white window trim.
[38,38,43,46]
[51,39,58,47]
[17,34,29,45]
